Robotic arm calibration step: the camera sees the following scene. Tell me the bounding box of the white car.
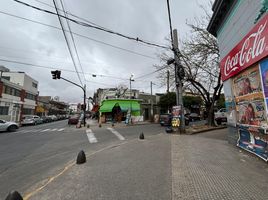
[0,119,19,132]
[214,108,227,125]
[21,115,43,125]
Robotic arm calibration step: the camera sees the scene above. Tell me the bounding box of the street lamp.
[128,74,134,124]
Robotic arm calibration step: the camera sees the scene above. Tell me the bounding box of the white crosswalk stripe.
[40,129,51,132]
[86,129,98,143]
[57,128,64,131]
[107,127,125,140]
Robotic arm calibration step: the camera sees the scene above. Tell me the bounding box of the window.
[32,82,37,88]
[4,85,21,97]
[22,108,34,115]
[0,106,9,115]
[25,93,35,100]
[2,76,10,81]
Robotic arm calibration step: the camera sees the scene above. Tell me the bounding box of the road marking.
[57,128,64,131]
[107,127,125,140]
[40,129,50,132]
[86,131,98,143]
[51,128,58,131]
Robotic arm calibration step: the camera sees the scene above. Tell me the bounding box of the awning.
[99,101,116,113]
[99,100,140,113]
[117,101,140,112]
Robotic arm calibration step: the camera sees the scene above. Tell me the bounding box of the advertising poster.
[233,64,268,161]
[260,58,268,97]
[238,126,268,161]
[233,65,262,97]
[224,80,237,126]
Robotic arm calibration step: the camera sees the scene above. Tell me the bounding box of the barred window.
[0,106,9,115]
[25,93,35,100]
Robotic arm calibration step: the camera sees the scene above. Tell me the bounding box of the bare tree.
[156,7,223,126]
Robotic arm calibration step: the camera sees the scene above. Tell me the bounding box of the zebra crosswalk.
[86,128,125,144]
[15,128,65,134]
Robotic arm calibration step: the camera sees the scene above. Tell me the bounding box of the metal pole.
[150,81,153,121]
[83,84,86,127]
[167,70,170,93]
[173,29,185,133]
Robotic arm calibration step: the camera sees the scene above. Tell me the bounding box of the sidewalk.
[172,128,268,200]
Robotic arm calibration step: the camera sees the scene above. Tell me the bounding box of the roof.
[207,0,236,36]
[99,99,141,113]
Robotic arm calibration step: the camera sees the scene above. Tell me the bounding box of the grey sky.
[0,0,212,103]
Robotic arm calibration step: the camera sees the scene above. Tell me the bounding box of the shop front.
[99,99,142,123]
[208,2,268,161]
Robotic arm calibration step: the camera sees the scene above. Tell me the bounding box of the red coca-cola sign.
[220,14,268,81]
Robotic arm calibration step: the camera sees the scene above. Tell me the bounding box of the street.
[1,122,268,199]
[0,121,168,199]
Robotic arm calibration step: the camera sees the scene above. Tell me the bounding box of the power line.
[59,0,86,83]
[53,0,83,86]
[13,0,170,50]
[0,10,157,60]
[0,57,128,80]
[135,65,167,79]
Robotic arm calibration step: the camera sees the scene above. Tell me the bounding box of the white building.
[69,103,79,113]
[0,69,38,123]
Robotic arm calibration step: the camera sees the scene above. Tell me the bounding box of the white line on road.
[51,128,58,131]
[86,130,98,143]
[57,128,64,132]
[107,127,125,140]
[40,129,50,132]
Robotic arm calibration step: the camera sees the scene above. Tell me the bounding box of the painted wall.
[217,0,262,59]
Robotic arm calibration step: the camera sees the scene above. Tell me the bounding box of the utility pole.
[173,29,185,133]
[150,81,154,122]
[167,70,170,93]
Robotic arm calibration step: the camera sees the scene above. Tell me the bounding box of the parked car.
[160,113,189,126]
[49,115,57,121]
[21,115,43,126]
[185,113,201,121]
[214,108,227,125]
[0,119,19,132]
[41,116,50,123]
[68,115,80,125]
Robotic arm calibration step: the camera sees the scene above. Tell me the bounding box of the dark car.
[41,116,50,123]
[68,115,80,125]
[160,113,189,126]
[185,113,201,121]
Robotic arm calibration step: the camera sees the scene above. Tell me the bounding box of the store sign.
[220,14,268,81]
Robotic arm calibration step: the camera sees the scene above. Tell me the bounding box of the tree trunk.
[207,103,216,126]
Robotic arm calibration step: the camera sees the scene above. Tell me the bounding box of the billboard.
[233,63,268,161]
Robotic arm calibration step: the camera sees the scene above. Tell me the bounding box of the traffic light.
[51,70,61,79]
[177,64,185,80]
[57,70,61,79]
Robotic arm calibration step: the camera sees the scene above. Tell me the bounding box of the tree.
[158,92,176,113]
[183,96,203,110]
[155,5,223,126]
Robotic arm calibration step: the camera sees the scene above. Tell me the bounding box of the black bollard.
[76,150,86,164]
[99,124,102,128]
[139,132,144,140]
[5,191,23,200]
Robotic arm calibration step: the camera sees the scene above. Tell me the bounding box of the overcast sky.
[0,0,212,103]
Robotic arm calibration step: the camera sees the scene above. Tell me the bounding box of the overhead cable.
[13,0,170,50]
[0,10,157,60]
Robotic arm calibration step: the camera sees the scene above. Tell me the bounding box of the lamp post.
[129,74,134,124]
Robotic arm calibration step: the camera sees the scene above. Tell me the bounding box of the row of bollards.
[5,132,145,200]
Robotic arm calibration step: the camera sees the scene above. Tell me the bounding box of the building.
[207,0,268,161]
[99,99,142,123]
[94,88,161,121]
[37,96,69,116]
[0,69,38,123]
[69,103,79,113]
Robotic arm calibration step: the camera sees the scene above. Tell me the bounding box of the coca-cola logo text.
[223,21,267,78]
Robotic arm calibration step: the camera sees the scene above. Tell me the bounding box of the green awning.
[118,101,140,112]
[99,100,140,113]
[99,101,116,113]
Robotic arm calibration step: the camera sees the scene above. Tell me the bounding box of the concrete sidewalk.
[172,129,268,200]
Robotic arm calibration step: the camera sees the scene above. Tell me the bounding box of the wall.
[217,0,262,59]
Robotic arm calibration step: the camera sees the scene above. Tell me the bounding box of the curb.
[186,126,227,135]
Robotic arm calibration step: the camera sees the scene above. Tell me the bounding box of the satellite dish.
[54,96,59,101]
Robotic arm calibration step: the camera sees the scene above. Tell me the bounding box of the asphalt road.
[0,121,171,199]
